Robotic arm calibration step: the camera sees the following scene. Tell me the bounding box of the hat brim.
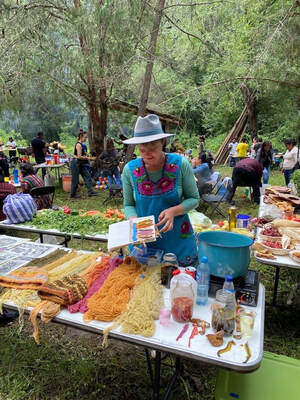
[122,133,174,145]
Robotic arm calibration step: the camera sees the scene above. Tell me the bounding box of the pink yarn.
[68,257,123,314]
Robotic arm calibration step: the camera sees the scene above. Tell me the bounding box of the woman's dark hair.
[106,138,114,151]
[0,166,4,183]
[284,138,295,146]
[261,141,272,156]
[77,131,87,141]
[9,137,13,141]
[242,137,247,143]
[20,163,35,177]
[200,153,212,169]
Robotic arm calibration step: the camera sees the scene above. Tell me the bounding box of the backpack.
[3,192,37,224]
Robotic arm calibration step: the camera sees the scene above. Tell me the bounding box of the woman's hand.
[157,208,176,233]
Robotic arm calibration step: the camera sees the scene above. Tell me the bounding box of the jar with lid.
[170,270,195,323]
[161,253,178,288]
[211,289,235,335]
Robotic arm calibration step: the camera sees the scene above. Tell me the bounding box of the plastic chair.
[215,351,300,400]
[30,186,55,208]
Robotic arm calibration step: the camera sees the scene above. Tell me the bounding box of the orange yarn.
[83,256,110,288]
[84,257,142,323]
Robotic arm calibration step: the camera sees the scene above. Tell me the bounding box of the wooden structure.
[214,106,248,165]
[109,99,182,131]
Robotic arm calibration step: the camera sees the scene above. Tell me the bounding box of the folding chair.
[30,186,55,209]
[102,184,123,206]
[201,179,232,218]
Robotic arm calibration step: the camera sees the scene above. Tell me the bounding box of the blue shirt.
[192,163,211,181]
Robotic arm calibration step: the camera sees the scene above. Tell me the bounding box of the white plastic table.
[3,284,265,400]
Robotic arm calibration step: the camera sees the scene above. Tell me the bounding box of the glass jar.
[161,253,178,288]
[170,274,195,323]
[211,289,235,335]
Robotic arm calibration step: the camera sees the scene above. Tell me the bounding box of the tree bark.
[124,0,166,163]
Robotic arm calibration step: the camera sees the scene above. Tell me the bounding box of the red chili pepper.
[62,206,71,214]
[188,324,199,347]
[176,323,189,341]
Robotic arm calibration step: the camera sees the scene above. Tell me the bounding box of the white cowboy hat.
[122,114,174,145]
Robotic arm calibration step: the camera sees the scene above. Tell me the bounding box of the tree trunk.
[241,85,257,138]
[87,110,94,153]
[124,0,166,164]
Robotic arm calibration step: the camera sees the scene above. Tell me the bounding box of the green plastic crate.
[215,351,300,400]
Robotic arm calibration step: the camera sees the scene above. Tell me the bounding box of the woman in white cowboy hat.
[122,114,200,266]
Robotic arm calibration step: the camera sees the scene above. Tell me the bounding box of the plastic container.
[13,168,19,184]
[170,270,197,322]
[130,247,163,266]
[223,275,235,293]
[236,214,250,228]
[62,175,72,192]
[53,154,59,164]
[211,289,235,335]
[198,231,253,278]
[196,256,210,305]
[159,308,171,327]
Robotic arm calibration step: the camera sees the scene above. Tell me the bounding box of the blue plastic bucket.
[197,231,253,278]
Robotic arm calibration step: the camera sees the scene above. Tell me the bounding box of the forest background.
[0,0,299,156]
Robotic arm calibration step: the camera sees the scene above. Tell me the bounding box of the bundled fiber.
[82,255,111,287]
[48,254,93,281]
[84,257,142,323]
[30,300,61,344]
[0,267,48,290]
[119,266,163,337]
[0,288,40,314]
[68,256,123,314]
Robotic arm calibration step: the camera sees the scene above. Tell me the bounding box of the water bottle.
[223,275,235,294]
[196,256,210,305]
[13,168,19,184]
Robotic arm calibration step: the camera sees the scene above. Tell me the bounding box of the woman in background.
[99,138,122,185]
[0,166,16,221]
[20,163,51,210]
[256,141,274,184]
[282,139,298,186]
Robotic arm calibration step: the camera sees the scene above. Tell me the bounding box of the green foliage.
[0,128,27,146]
[292,170,300,195]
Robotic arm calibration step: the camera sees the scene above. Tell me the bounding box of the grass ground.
[0,165,299,400]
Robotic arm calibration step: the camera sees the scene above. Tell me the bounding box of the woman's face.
[285,143,293,151]
[264,144,271,152]
[138,140,164,166]
[81,134,87,142]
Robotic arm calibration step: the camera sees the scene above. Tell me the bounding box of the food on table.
[81,210,101,217]
[250,217,271,227]
[233,334,242,339]
[265,186,291,194]
[272,219,300,228]
[211,304,235,335]
[199,320,210,335]
[104,208,125,219]
[262,240,282,249]
[256,252,276,260]
[217,340,236,357]
[243,342,252,364]
[261,226,281,237]
[188,324,199,347]
[61,206,71,214]
[206,330,224,347]
[171,296,193,323]
[176,323,189,341]
[289,251,300,263]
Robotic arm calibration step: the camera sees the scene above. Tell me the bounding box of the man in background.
[235,137,249,160]
[31,131,47,179]
[228,137,238,167]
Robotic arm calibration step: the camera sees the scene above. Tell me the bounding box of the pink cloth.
[68,257,123,314]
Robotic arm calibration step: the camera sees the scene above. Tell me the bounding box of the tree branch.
[163,1,229,9]
[164,14,224,57]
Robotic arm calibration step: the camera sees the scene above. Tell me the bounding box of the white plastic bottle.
[223,275,235,294]
[196,256,210,305]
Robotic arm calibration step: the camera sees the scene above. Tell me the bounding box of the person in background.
[254,137,263,155]
[20,163,51,210]
[192,153,212,182]
[227,158,263,205]
[282,138,298,186]
[31,131,47,179]
[99,138,122,185]
[235,137,249,160]
[256,141,274,184]
[0,151,9,177]
[207,151,214,165]
[228,137,238,167]
[250,137,258,158]
[70,131,98,198]
[122,114,199,266]
[7,137,17,162]
[0,166,16,221]
[197,135,206,156]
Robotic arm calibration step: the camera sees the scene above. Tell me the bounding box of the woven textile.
[3,192,36,223]
[0,267,48,290]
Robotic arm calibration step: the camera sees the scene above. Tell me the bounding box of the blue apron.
[128,153,197,266]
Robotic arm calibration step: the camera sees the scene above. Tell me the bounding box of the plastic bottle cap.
[201,256,208,263]
[172,269,181,276]
[225,275,233,282]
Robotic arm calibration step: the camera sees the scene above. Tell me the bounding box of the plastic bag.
[3,192,36,224]
[188,210,212,228]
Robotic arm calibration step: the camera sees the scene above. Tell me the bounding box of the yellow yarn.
[0,288,40,314]
[103,267,163,345]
